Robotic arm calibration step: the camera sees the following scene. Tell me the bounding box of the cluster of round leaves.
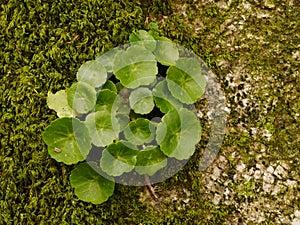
[43,29,206,204]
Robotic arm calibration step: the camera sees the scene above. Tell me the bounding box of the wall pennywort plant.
[43,25,206,204]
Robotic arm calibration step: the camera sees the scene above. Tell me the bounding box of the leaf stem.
[144,174,158,201]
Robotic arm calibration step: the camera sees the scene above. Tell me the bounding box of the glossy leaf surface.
[166,58,206,104]
[153,40,179,66]
[152,80,182,113]
[84,111,119,147]
[70,162,114,204]
[135,146,167,176]
[42,117,91,164]
[100,141,138,176]
[102,80,117,93]
[76,60,107,88]
[124,118,155,145]
[156,108,201,160]
[67,82,97,114]
[95,89,117,113]
[129,30,156,51]
[129,87,154,114]
[113,45,157,88]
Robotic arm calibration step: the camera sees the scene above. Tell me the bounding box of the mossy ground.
[0,0,299,224]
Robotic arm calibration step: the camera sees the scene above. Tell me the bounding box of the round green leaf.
[129,30,156,51]
[100,141,138,176]
[95,48,120,72]
[84,111,119,147]
[129,87,154,114]
[156,108,202,160]
[42,117,92,165]
[124,118,155,145]
[135,146,167,176]
[67,82,97,114]
[76,60,107,88]
[95,89,117,113]
[166,58,206,104]
[152,80,182,113]
[153,39,179,66]
[47,90,76,118]
[70,162,115,204]
[102,80,117,93]
[113,45,158,88]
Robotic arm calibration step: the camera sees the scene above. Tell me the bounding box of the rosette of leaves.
[42,27,206,205]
